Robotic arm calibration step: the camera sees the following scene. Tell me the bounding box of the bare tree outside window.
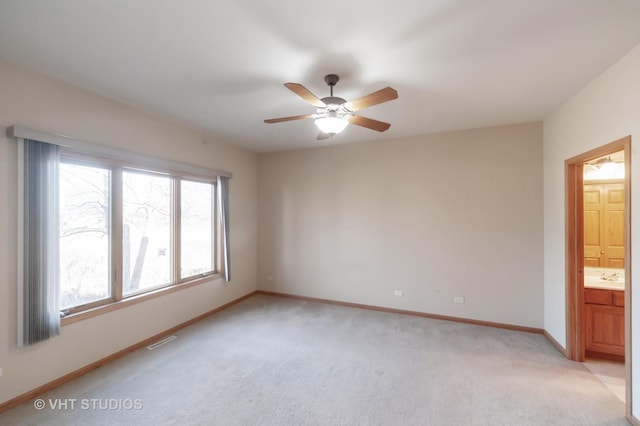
[122,170,171,294]
[59,163,110,309]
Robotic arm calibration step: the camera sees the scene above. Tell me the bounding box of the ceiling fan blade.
[348,115,391,132]
[344,87,398,112]
[284,83,326,107]
[317,132,331,140]
[264,114,314,124]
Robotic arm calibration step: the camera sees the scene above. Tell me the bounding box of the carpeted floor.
[0,294,629,425]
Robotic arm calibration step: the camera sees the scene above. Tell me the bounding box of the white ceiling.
[1,1,640,152]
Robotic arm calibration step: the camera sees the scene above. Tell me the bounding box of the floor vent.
[147,335,177,350]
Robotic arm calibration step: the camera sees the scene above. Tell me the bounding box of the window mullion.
[112,167,123,301]
[173,177,181,284]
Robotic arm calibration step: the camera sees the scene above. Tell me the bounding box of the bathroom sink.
[584,276,624,290]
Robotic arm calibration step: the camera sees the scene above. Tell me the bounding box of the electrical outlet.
[394,290,403,296]
[454,296,465,303]
[0,367,3,377]
[266,276,274,281]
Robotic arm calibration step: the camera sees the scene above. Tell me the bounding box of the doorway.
[565,135,631,416]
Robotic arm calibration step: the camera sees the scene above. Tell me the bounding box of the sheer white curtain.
[18,139,61,345]
[218,176,231,282]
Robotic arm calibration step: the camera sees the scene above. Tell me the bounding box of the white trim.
[7,126,232,179]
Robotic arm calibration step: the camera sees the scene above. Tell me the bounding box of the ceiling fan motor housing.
[321,96,347,108]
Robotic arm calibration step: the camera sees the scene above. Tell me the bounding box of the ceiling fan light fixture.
[315,115,348,135]
[265,74,398,138]
[595,156,614,169]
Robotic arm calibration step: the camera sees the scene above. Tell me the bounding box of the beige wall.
[0,60,258,404]
[543,42,640,414]
[258,122,543,328]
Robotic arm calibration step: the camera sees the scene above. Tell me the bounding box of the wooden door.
[604,183,625,268]
[584,184,603,266]
[583,181,625,268]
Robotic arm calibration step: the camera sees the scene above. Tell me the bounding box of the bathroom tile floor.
[584,358,625,403]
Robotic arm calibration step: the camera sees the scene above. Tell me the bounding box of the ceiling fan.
[264,74,398,139]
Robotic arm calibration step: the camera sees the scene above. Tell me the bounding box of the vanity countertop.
[583,267,625,291]
[584,276,625,291]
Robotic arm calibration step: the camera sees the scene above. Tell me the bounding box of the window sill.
[61,273,222,326]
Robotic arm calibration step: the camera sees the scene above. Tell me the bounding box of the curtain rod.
[7,125,232,179]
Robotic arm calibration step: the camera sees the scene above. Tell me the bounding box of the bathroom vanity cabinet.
[584,288,624,359]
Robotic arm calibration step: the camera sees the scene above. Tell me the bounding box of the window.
[59,163,111,309]
[13,126,230,343]
[122,170,172,294]
[180,180,215,279]
[59,154,219,317]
